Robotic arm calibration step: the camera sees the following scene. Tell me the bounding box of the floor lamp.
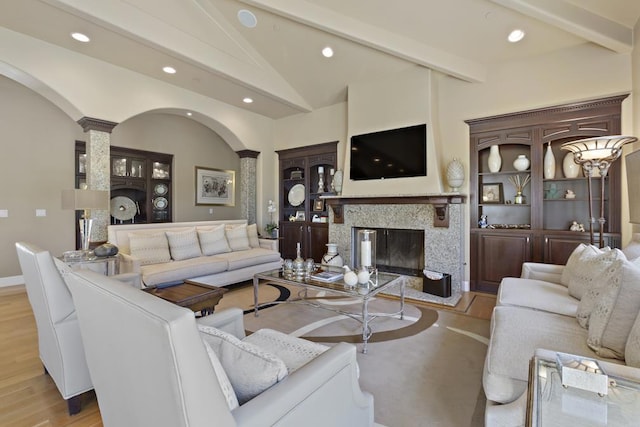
[62,189,110,251]
[561,135,637,248]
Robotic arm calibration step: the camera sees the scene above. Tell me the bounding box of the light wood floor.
[0,284,495,426]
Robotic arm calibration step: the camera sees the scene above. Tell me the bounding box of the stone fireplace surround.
[325,195,465,306]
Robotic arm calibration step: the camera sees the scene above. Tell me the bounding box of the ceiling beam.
[491,0,633,54]
[241,0,487,83]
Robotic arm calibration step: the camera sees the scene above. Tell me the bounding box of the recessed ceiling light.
[238,9,257,28]
[162,66,177,74]
[71,32,90,43]
[243,97,254,104]
[322,46,334,58]
[186,112,193,116]
[508,29,525,43]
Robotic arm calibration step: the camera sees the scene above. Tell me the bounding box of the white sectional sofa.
[484,243,640,425]
[107,220,281,287]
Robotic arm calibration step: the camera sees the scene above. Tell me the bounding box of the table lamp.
[62,189,109,251]
[561,135,637,248]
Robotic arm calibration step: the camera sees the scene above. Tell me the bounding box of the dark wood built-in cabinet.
[467,95,626,293]
[75,142,173,227]
[276,142,338,262]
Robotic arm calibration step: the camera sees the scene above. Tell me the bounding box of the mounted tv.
[350,124,427,181]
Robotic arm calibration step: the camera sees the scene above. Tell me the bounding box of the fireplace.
[351,227,424,276]
[327,198,464,306]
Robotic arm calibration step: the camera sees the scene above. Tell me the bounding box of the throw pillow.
[560,243,589,287]
[201,339,239,410]
[587,259,640,359]
[575,248,626,328]
[625,311,640,368]
[198,325,287,404]
[567,245,614,300]
[129,232,171,265]
[198,225,231,256]
[225,225,250,252]
[247,223,260,248]
[165,228,202,261]
[243,328,329,373]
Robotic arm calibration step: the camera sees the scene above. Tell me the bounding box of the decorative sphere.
[357,269,370,285]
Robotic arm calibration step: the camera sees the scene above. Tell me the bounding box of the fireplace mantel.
[321,194,466,227]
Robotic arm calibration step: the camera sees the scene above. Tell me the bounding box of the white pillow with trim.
[129,232,171,265]
[165,227,201,261]
[247,223,260,248]
[588,259,640,359]
[198,225,231,256]
[198,325,287,404]
[226,225,250,252]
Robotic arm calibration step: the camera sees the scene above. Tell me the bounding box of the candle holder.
[356,229,377,286]
[317,166,325,193]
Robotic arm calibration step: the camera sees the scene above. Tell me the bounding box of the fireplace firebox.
[351,227,424,276]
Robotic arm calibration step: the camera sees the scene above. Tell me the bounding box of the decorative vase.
[333,170,343,194]
[488,145,502,173]
[321,243,344,267]
[446,158,464,192]
[513,154,530,171]
[543,143,556,179]
[563,153,580,178]
[514,191,525,205]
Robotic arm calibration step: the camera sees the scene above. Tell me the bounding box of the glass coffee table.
[253,266,405,353]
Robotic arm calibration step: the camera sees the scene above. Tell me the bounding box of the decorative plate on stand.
[287,184,305,207]
[110,196,137,222]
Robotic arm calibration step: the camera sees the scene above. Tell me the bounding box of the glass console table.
[527,356,640,426]
[60,252,120,276]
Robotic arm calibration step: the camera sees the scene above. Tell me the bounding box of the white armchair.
[65,269,374,427]
[15,242,140,415]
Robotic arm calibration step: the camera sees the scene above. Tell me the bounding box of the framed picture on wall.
[482,183,503,204]
[313,199,325,211]
[195,166,235,206]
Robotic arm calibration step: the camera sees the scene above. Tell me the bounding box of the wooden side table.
[144,280,227,316]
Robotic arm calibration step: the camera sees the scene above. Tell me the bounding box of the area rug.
[217,282,490,427]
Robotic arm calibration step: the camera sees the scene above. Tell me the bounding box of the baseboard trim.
[0,275,23,288]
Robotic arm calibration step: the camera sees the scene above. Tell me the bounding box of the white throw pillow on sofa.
[198,225,231,256]
[165,228,202,261]
[561,243,588,288]
[129,232,171,265]
[226,225,251,252]
[247,223,260,248]
[587,259,640,359]
[625,311,640,368]
[575,249,627,328]
[198,325,287,404]
[201,339,239,410]
[566,245,615,300]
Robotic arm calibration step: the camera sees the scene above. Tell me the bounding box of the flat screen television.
[350,124,427,180]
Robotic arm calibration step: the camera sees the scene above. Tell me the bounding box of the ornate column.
[236,150,260,225]
[77,117,118,244]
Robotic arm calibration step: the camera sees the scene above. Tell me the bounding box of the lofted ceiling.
[0,0,638,119]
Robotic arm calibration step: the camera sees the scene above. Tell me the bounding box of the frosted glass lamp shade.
[561,136,637,164]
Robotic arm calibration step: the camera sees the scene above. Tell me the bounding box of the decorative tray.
[487,224,531,229]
